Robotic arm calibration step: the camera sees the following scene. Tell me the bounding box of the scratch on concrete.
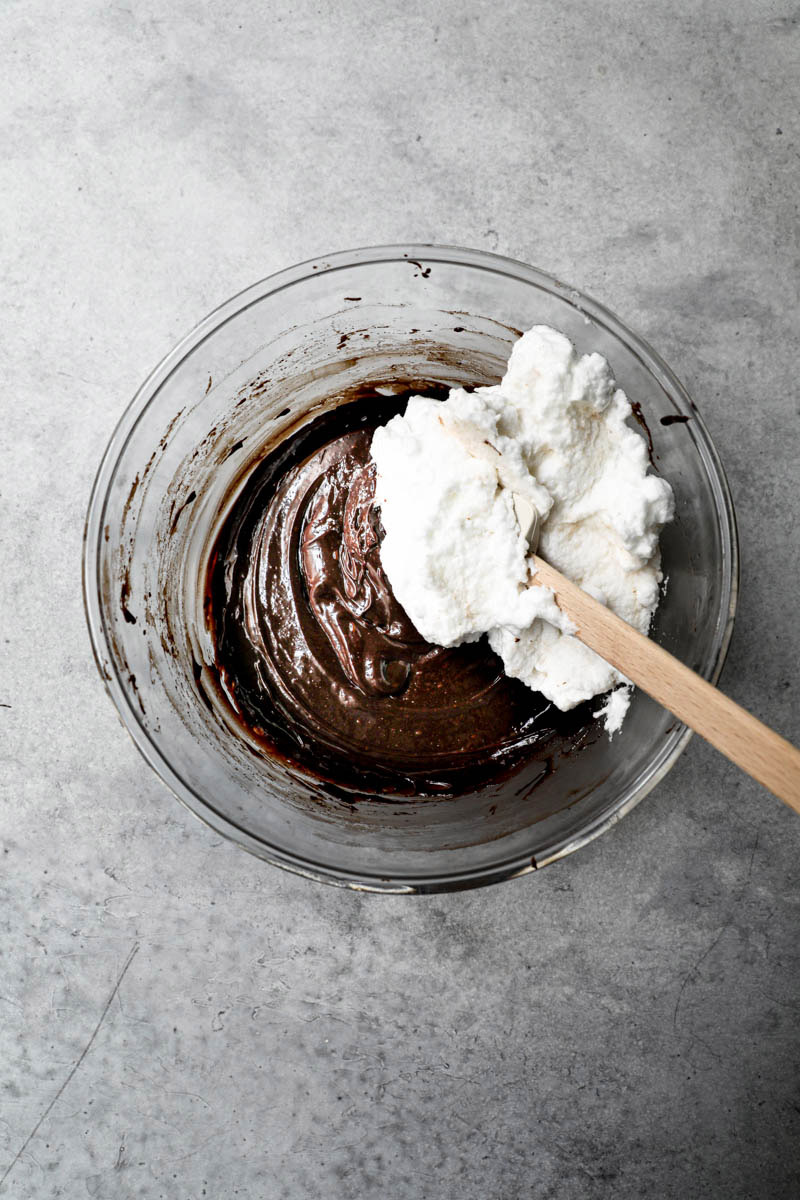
[673,826,761,1033]
[673,925,729,1032]
[0,942,140,1192]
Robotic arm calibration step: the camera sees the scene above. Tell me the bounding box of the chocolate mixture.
[207,390,598,796]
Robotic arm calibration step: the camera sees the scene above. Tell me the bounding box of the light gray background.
[2,1,799,1197]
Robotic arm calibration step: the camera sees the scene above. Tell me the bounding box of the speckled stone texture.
[2,1,799,1197]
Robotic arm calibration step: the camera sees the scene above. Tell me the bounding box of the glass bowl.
[83,245,738,893]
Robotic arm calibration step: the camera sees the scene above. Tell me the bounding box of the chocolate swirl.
[300,457,421,696]
[207,391,597,796]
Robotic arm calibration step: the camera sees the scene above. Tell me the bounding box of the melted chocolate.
[207,391,598,796]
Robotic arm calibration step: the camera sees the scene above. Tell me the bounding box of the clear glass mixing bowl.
[83,245,738,892]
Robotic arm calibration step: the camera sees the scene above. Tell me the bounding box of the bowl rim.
[83,242,740,894]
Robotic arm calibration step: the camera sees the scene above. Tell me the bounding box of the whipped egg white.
[370,325,674,733]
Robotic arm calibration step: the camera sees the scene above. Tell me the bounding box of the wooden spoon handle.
[531,555,800,812]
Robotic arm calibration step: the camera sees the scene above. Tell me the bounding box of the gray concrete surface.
[2,1,799,1196]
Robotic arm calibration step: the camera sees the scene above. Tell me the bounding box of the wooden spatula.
[513,498,800,811]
